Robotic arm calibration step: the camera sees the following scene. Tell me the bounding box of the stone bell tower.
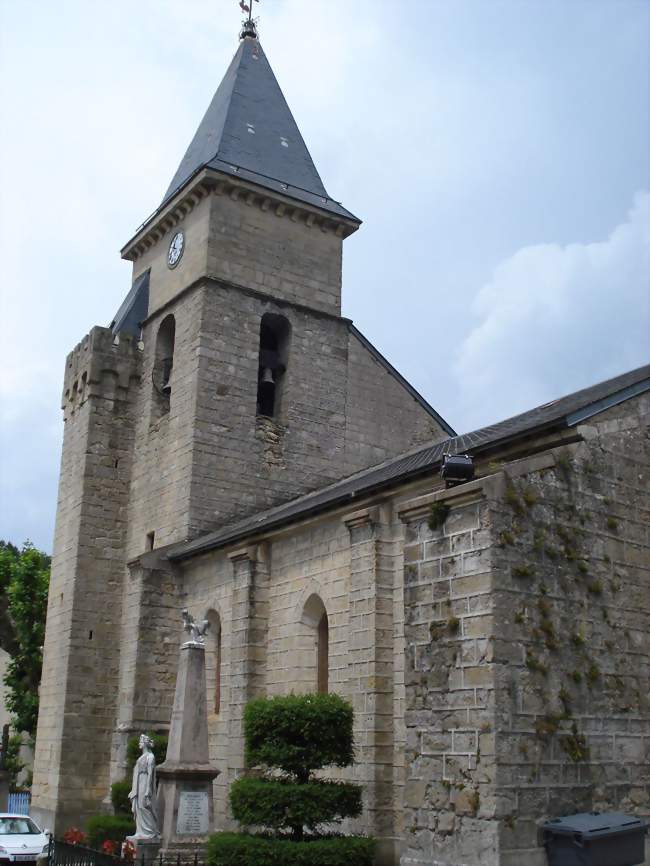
[32,18,452,830]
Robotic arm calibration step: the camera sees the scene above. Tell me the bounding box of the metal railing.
[47,839,125,866]
[47,840,206,866]
[7,792,30,814]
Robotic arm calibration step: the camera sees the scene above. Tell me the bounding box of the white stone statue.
[182,608,209,647]
[128,734,160,839]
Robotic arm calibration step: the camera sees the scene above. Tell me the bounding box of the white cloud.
[452,190,650,432]
[0,1,648,549]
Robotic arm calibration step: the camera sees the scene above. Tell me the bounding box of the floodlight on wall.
[441,453,475,488]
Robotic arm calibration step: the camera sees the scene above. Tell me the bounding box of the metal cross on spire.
[239,0,260,39]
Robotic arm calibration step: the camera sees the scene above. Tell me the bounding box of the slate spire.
[162,32,356,220]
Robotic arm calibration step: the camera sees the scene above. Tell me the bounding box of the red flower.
[63,828,87,846]
[102,840,118,856]
[122,840,136,862]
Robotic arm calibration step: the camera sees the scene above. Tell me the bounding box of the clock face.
[167,231,184,268]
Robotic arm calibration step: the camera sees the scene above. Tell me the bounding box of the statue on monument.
[128,734,160,839]
[182,608,209,646]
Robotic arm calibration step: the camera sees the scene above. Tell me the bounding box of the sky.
[0,0,648,552]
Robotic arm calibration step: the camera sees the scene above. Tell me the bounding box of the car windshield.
[0,818,40,835]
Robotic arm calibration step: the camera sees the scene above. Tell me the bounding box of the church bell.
[161,356,174,395]
[260,367,275,386]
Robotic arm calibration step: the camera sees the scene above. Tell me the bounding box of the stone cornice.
[397,475,501,523]
[342,506,381,531]
[140,274,353,330]
[121,168,360,263]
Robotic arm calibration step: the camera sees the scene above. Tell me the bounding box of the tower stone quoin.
[31,23,451,832]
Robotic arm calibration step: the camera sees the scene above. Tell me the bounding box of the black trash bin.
[543,811,648,866]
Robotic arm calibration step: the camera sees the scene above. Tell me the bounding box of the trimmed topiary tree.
[207,694,374,866]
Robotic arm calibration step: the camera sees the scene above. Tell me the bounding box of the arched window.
[317,611,329,694]
[152,315,175,415]
[256,313,290,419]
[206,609,222,714]
[301,594,329,695]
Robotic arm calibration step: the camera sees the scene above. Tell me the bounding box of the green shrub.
[214,694,374,861]
[125,733,168,771]
[111,780,131,815]
[85,815,134,849]
[244,694,354,782]
[428,502,450,530]
[230,777,362,831]
[207,833,375,866]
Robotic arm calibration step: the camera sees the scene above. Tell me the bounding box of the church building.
[32,18,650,866]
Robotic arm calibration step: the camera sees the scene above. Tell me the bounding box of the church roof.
[110,270,149,338]
[168,363,650,561]
[162,34,358,222]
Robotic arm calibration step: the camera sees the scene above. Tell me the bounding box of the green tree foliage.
[229,777,362,832]
[0,541,20,656]
[209,693,374,866]
[85,815,135,849]
[244,693,354,782]
[110,781,131,815]
[125,732,168,770]
[2,733,26,792]
[0,541,50,737]
[207,833,375,866]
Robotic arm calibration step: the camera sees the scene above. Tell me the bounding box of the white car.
[0,815,49,865]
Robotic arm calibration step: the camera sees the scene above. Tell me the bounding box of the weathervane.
[239,0,259,39]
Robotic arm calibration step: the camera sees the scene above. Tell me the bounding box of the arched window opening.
[256,313,290,419]
[301,594,329,695]
[317,611,329,694]
[206,609,222,715]
[152,315,176,411]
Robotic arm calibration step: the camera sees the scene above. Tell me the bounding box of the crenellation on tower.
[62,326,143,418]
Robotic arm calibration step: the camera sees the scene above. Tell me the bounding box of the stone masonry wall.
[489,399,650,865]
[185,283,351,533]
[32,328,141,830]
[108,557,182,792]
[400,396,650,866]
[206,192,344,317]
[123,288,206,557]
[130,276,446,544]
[132,193,210,315]
[400,483,499,866]
[176,493,440,863]
[131,189,344,319]
[345,332,448,474]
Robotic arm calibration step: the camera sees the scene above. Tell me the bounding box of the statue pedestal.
[157,643,219,854]
[157,768,219,853]
[126,837,161,866]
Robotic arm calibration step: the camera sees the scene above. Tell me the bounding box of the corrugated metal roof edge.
[167,364,650,562]
[349,325,457,437]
